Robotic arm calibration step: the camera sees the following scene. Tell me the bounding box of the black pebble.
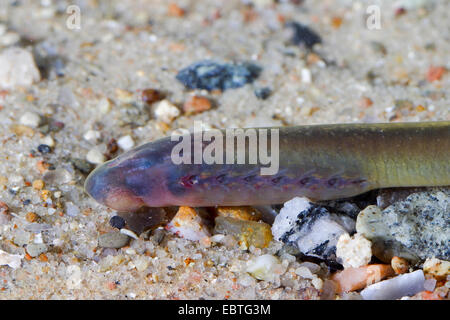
[109,215,126,229]
[176,60,262,91]
[254,87,272,100]
[37,144,52,154]
[286,21,322,49]
[23,199,31,205]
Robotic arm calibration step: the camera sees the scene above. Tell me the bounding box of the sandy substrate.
[0,0,448,299]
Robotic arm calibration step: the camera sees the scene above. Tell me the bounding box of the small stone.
[356,189,450,262]
[214,216,272,249]
[65,202,80,217]
[361,270,425,300]
[37,144,52,154]
[83,130,101,142]
[391,256,409,274]
[71,158,93,174]
[216,206,262,221]
[285,21,322,49]
[153,100,180,124]
[97,98,111,114]
[41,136,55,147]
[336,233,372,269]
[32,180,45,190]
[26,243,47,258]
[247,254,282,281]
[86,148,106,164]
[176,60,262,91]
[0,249,23,269]
[423,258,450,280]
[254,87,272,100]
[115,88,134,103]
[426,66,446,82]
[301,68,312,83]
[20,112,41,128]
[0,47,41,89]
[25,212,38,223]
[166,206,210,241]
[117,135,135,151]
[141,88,164,105]
[109,215,126,229]
[183,96,212,114]
[331,264,395,293]
[272,197,355,262]
[98,232,130,248]
[168,3,185,17]
[295,266,314,279]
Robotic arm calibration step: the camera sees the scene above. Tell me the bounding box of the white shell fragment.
[361,270,425,300]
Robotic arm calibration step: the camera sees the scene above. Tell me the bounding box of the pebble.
[391,256,409,274]
[254,87,272,100]
[40,136,55,147]
[285,22,322,49]
[360,270,425,300]
[183,95,212,114]
[19,112,41,128]
[98,232,130,248]
[0,249,23,269]
[214,216,272,249]
[356,189,450,262]
[246,254,282,281]
[272,197,355,263]
[117,135,135,151]
[141,88,164,105]
[83,130,101,142]
[336,233,372,269]
[153,99,180,124]
[86,148,106,164]
[176,60,262,91]
[216,206,262,221]
[331,264,395,293]
[423,258,450,280]
[97,97,111,114]
[26,243,48,258]
[165,206,210,241]
[0,47,41,89]
[65,202,80,217]
[37,144,52,154]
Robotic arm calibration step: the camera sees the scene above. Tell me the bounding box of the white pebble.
[0,249,23,269]
[41,136,55,147]
[83,130,101,142]
[336,233,372,268]
[20,111,41,128]
[86,148,105,164]
[301,68,312,83]
[65,202,80,217]
[97,98,111,114]
[118,135,135,151]
[247,254,281,281]
[295,266,314,279]
[0,47,41,89]
[0,32,20,46]
[154,100,180,123]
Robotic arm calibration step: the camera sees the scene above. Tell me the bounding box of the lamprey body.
[85,122,450,211]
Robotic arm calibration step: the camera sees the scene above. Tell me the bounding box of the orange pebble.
[25,212,38,223]
[426,66,446,82]
[168,3,185,17]
[183,96,212,115]
[331,264,395,293]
